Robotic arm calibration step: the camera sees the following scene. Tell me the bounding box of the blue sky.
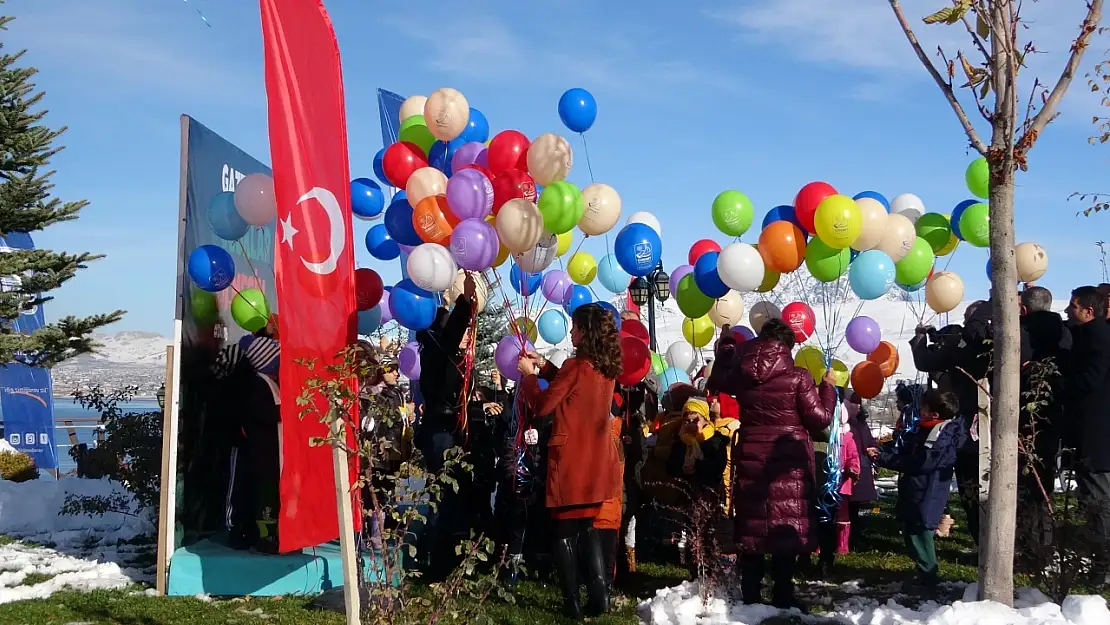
[10,0,1109,336]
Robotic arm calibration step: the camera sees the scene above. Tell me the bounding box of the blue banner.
[0,232,57,470]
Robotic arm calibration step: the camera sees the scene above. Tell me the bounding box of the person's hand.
[866,447,880,460]
[463,272,477,299]
[517,354,538,376]
[915,324,931,336]
[822,369,838,387]
[483,402,503,416]
[491,369,502,389]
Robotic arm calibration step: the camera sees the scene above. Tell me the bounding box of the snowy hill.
[57,331,171,367]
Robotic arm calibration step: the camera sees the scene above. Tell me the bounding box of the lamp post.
[156,383,166,410]
[628,263,671,352]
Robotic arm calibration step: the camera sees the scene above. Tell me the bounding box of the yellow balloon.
[794,345,826,383]
[567,251,597,285]
[814,194,862,250]
[556,231,574,257]
[936,214,959,256]
[682,315,715,348]
[513,316,539,344]
[751,243,781,292]
[831,359,850,387]
[486,215,511,266]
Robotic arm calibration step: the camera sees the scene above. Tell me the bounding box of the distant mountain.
[56,331,171,368]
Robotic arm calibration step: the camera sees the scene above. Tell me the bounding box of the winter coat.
[1065,319,1110,471]
[706,337,835,556]
[594,415,625,531]
[846,400,878,502]
[615,383,653,491]
[415,296,473,437]
[876,419,964,531]
[839,433,860,497]
[520,359,621,509]
[1020,310,1070,479]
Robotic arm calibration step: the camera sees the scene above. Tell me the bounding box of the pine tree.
[473,302,506,385]
[0,13,124,367]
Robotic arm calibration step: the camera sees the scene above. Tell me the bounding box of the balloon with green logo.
[711,190,755,237]
[958,202,990,248]
[231,288,270,332]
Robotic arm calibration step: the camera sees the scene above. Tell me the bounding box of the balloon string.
[236,238,264,292]
[579,132,597,184]
[182,0,212,27]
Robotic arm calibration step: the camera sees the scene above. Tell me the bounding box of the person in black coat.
[615,380,654,578]
[844,392,877,551]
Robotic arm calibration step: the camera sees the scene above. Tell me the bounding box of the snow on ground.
[0,477,155,604]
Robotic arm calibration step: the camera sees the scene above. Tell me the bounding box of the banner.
[0,231,56,470]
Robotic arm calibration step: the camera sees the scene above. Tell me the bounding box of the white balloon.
[876,213,916,263]
[666,342,696,374]
[579,183,622,236]
[444,270,490,313]
[406,243,457,292]
[748,301,781,333]
[526,133,573,186]
[547,348,569,367]
[627,211,661,235]
[850,198,888,252]
[717,242,766,292]
[234,173,276,226]
[513,233,558,273]
[709,291,745,327]
[890,193,925,223]
[424,88,470,142]
[399,96,428,122]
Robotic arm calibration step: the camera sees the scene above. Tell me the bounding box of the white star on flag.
[280,215,299,249]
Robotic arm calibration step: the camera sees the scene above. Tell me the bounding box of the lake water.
[49,398,161,475]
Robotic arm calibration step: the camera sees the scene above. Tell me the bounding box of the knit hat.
[240,334,280,377]
[683,398,710,419]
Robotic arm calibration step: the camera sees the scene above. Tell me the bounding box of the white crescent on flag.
[296,186,346,275]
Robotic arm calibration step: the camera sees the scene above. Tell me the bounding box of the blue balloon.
[596,301,621,329]
[383,193,422,246]
[660,367,690,389]
[351,178,386,220]
[366,224,400,261]
[429,139,466,176]
[850,249,860,263]
[951,199,978,241]
[187,245,235,292]
[761,204,806,234]
[538,379,550,391]
[614,223,662,277]
[373,148,389,187]
[563,285,594,315]
[510,264,542,296]
[459,108,489,143]
[558,88,598,133]
[597,254,631,293]
[853,191,890,212]
[358,305,383,335]
[207,191,249,241]
[693,251,729,298]
[390,279,437,331]
[849,250,896,300]
[538,309,569,344]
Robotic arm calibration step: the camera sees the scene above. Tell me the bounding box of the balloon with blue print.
[614,222,662,277]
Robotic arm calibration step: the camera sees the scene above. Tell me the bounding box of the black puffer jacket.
[416,296,474,437]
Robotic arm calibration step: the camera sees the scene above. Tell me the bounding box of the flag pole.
[330,411,361,624]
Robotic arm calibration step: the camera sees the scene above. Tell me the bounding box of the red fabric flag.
[260,0,360,553]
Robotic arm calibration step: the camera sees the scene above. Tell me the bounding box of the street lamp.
[156,383,166,410]
[628,264,670,352]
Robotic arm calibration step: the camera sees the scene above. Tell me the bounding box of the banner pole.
[330,412,361,624]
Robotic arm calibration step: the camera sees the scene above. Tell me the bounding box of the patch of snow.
[0,542,142,604]
[0,477,153,546]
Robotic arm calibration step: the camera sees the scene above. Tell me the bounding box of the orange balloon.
[412,195,455,244]
[866,341,900,377]
[851,361,885,399]
[758,221,806,273]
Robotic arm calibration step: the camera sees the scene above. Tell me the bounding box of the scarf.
[679,422,716,474]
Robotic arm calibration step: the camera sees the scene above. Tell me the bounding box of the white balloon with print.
[513,233,558,273]
[407,243,458,292]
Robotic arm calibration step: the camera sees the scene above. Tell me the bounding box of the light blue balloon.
[597,254,630,293]
[660,367,691,389]
[538,309,569,344]
[849,250,896,300]
[207,192,249,241]
[357,305,383,335]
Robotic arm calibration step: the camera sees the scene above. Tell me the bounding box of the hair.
[1072,285,1108,319]
[1098,283,1110,300]
[571,303,623,380]
[758,317,796,350]
[895,381,915,407]
[1021,286,1053,313]
[920,388,959,420]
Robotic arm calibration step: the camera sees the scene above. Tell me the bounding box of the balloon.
[579,183,622,235]
[444,270,490,313]
[756,265,780,292]
[795,345,826,383]
[876,213,916,262]
[813,194,862,249]
[510,264,541,295]
[512,316,539,344]
[846,316,882,354]
[598,254,630,294]
[556,231,573,257]
[749,301,780,333]
[407,243,457,292]
[849,250,896,300]
[850,198,887,252]
[449,218,499,270]
[731,326,756,343]
[412,195,455,245]
[187,245,235,292]
[711,190,755,237]
[563,284,593,315]
[379,291,393,325]
[693,251,729,298]
[382,141,428,189]
[926,271,965,313]
[459,107,489,144]
[794,181,837,233]
[829,359,849,387]
[890,193,925,223]
[207,191,250,241]
[650,352,666,376]
[390,279,437,330]
[426,139,455,176]
[355,268,384,311]
[398,115,436,155]
[682,315,714,347]
[423,88,470,142]
[717,242,765,292]
[966,157,989,199]
[406,167,448,207]
[400,95,427,122]
[675,274,713,318]
[958,202,990,247]
[444,169,493,220]
[538,309,569,344]
[618,335,651,386]
[527,133,573,186]
[867,341,900,377]
[1015,242,1048,282]
[915,212,952,253]
[496,198,544,253]
[853,191,890,211]
[234,173,276,226]
[450,141,486,173]
[950,199,978,240]
[487,130,530,175]
[538,181,585,235]
[597,299,622,329]
[936,216,959,256]
[558,88,598,133]
[660,367,691,389]
[547,348,569,368]
[614,223,662,277]
[627,211,662,236]
[230,288,268,332]
[541,269,574,304]
[851,361,884,399]
[666,342,696,372]
[373,148,390,187]
[709,291,744,327]
[568,251,598,285]
[688,239,721,266]
[495,335,535,382]
[492,169,538,215]
[758,221,806,273]
[191,289,219,325]
[351,178,386,222]
[762,204,806,234]
[895,237,935,286]
[621,318,649,343]
[514,234,558,273]
[804,238,851,283]
[357,306,383,336]
[780,302,815,343]
[398,342,421,380]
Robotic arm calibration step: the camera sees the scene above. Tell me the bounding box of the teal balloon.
[208,192,249,241]
[597,254,630,293]
[849,250,896,300]
[660,367,691,389]
[538,309,569,344]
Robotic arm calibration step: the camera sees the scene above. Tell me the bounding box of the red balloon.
[618,335,651,386]
[781,301,816,343]
[620,318,650,344]
[487,130,530,175]
[491,169,538,214]
[355,268,384,311]
[793,181,837,234]
[382,141,428,189]
[688,239,722,266]
[459,163,494,180]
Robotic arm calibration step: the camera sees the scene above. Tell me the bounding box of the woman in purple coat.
[707,318,835,610]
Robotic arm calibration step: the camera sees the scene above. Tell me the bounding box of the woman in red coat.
[518,303,622,620]
[707,318,835,611]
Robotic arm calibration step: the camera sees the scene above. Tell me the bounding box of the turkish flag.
[261,0,360,553]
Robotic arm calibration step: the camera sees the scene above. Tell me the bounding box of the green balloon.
[398,115,435,155]
[537,181,584,234]
[915,212,952,253]
[675,274,713,318]
[895,237,935,285]
[651,352,665,376]
[231,288,270,332]
[804,238,850,282]
[711,190,755,237]
[965,157,989,199]
[958,202,990,248]
[191,289,219,326]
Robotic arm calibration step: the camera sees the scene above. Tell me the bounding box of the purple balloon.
[669,264,694,296]
[446,168,494,220]
[731,325,756,342]
[495,335,536,382]
[451,141,487,173]
[398,243,417,256]
[476,149,489,168]
[398,341,421,380]
[846,315,881,354]
[449,218,499,270]
[541,270,574,305]
[379,291,393,324]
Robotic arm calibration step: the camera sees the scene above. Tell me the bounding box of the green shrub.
[0,450,38,482]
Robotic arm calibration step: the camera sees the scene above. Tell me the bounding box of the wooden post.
[331,414,361,624]
[155,344,177,595]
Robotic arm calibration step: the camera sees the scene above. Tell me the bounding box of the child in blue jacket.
[867,389,964,591]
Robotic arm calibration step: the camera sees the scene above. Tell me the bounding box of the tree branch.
[960,13,992,63]
[888,0,990,155]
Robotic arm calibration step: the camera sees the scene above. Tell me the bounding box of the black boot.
[503,554,523,592]
[581,528,611,616]
[552,536,583,620]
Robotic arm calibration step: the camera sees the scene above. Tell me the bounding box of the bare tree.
[886,0,1103,606]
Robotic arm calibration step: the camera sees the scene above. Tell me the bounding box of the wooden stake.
[331,414,361,624]
[155,344,177,595]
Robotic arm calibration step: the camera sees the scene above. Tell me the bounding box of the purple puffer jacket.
[708,338,835,555]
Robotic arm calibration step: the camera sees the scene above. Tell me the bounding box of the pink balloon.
[446,168,494,220]
[449,218,499,270]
